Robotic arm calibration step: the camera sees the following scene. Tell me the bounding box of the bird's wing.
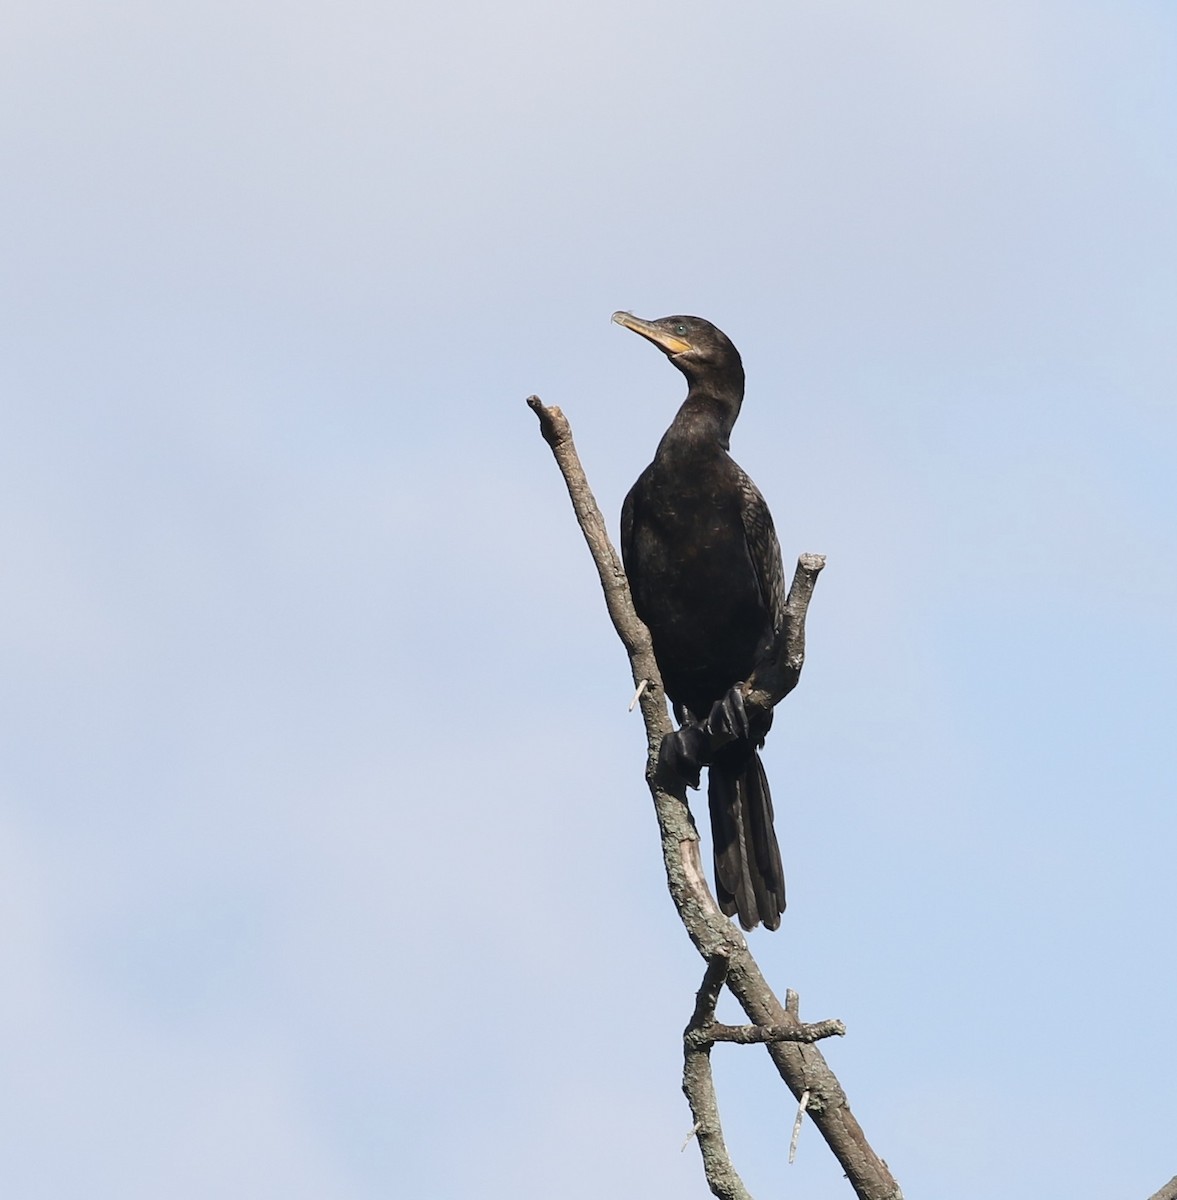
[736,469,787,636]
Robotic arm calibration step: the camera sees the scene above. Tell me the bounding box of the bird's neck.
[658,380,744,455]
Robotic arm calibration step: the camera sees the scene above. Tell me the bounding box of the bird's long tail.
[708,745,785,931]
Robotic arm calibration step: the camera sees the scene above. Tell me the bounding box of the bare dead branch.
[682,955,753,1200]
[687,1018,846,1048]
[528,395,904,1200]
[1148,1177,1177,1200]
[745,552,826,708]
[689,952,733,1029]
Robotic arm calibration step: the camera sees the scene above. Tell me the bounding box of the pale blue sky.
[2,2,1175,1197]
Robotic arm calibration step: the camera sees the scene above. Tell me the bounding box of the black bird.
[614,311,786,931]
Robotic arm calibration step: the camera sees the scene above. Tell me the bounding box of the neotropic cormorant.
[614,311,786,931]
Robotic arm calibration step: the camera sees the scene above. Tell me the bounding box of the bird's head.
[611,312,743,390]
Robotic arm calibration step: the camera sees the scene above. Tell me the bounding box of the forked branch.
[528,395,902,1200]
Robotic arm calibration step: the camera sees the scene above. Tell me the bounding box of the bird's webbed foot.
[704,684,751,745]
[658,710,708,791]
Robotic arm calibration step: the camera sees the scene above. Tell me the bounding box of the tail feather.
[708,747,785,931]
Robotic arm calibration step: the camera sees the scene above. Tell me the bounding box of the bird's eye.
[675,323,687,335]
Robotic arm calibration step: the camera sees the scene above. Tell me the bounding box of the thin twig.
[789,1090,811,1165]
[687,1019,846,1048]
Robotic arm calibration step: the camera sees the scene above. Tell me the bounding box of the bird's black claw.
[659,720,707,790]
[706,685,750,743]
